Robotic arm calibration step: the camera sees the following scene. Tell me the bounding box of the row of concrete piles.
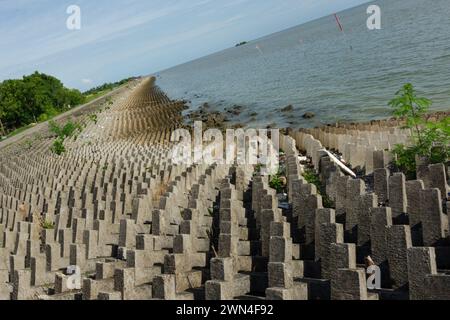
[1,78,449,300]
[284,127,449,300]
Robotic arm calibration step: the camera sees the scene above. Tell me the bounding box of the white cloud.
[81,78,93,84]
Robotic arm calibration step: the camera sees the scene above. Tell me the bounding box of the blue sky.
[0,0,370,91]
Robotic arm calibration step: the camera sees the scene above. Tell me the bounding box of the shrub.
[391,144,417,178]
[48,120,83,155]
[268,167,286,193]
[49,120,82,139]
[254,163,263,173]
[38,113,49,122]
[302,169,335,208]
[89,114,98,124]
[23,139,33,150]
[61,121,82,138]
[269,175,284,193]
[51,138,66,155]
[389,84,449,177]
[302,169,321,187]
[49,120,62,136]
[42,220,55,230]
[422,117,450,164]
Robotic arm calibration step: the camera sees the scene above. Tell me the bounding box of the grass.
[4,124,34,139]
[2,105,72,140]
[42,220,55,230]
[1,110,66,142]
[32,212,55,236]
[84,89,111,103]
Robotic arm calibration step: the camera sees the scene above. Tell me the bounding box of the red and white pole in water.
[334,13,353,51]
[334,13,344,32]
[298,38,306,57]
[254,44,270,67]
[255,44,263,55]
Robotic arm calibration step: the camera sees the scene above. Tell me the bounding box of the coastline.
[183,96,449,132]
[2,76,448,151]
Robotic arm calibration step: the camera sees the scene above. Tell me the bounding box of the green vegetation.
[89,114,98,124]
[0,72,85,136]
[51,139,66,155]
[49,120,83,155]
[35,213,55,230]
[49,120,83,138]
[23,139,33,150]
[302,169,321,187]
[269,175,284,193]
[48,113,98,155]
[0,72,134,139]
[269,167,286,193]
[41,220,55,230]
[5,124,34,139]
[302,168,335,208]
[83,77,134,102]
[389,84,449,178]
[254,163,264,175]
[84,89,110,103]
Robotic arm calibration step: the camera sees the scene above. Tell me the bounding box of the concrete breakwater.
[0,77,449,300]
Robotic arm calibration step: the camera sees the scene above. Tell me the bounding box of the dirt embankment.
[0,81,139,151]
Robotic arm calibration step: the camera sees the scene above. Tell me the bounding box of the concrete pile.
[285,127,449,300]
[0,78,448,300]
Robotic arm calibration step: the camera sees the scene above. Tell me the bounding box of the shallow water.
[156,0,450,128]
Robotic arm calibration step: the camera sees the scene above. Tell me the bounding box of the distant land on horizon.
[152,0,372,76]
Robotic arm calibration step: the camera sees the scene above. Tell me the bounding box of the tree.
[0,72,85,134]
[0,113,6,136]
[389,83,431,146]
